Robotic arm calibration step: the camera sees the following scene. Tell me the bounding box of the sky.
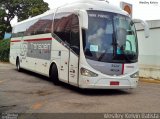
[11,0,160,25]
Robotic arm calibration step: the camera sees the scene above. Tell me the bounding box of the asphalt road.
[0,63,160,113]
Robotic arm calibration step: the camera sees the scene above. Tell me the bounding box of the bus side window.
[24,19,39,36]
[24,14,53,36]
[53,13,80,55]
[12,25,25,38]
[70,15,80,55]
[35,15,53,35]
[53,13,72,44]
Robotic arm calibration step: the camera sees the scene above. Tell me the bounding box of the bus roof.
[12,0,128,27]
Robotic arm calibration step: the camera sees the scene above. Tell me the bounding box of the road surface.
[0,63,160,113]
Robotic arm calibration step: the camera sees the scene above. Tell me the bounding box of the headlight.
[80,68,98,77]
[130,72,139,78]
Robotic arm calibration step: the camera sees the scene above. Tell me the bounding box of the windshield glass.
[83,10,138,63]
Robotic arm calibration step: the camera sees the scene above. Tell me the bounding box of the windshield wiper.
[112,32,118,58]
[98,48,107,61]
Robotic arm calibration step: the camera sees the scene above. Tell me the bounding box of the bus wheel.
[16,58,21,72]
[50,64,59,85]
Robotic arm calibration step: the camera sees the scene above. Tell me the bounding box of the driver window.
[125,21,137,52]
[70,15,80,55]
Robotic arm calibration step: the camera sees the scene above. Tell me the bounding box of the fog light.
[130,72,139,78]
[80,68,98,77]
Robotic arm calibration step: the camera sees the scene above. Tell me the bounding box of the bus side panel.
[35,59,50,76]
[20,34,52,76]
[51,37,70,83]
[10,38,21,65]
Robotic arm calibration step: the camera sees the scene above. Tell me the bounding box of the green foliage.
[0,8,6,39]
[16,0,50,21]
[0,39,10,62]
[0,0,49,39]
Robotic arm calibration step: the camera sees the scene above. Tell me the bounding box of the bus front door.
[69,51,79,86]
[60,50,69,83]
[68,14,80,86]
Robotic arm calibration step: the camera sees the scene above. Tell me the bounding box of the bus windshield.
[83,10,138,63]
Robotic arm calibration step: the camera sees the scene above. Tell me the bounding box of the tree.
[0,8,6,39]
[0,0,49,39]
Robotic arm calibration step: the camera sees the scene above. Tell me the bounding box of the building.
[135,20,160,80]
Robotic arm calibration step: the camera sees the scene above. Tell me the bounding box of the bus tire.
[16,58,21,72]
[50,64,59,85]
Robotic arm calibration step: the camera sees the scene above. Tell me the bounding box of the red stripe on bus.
[11,38,53,42]
[122,64,124,74]
[11,40,21,42]
[24,38,52,42]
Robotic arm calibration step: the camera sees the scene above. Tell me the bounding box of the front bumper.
[79,77,139,89]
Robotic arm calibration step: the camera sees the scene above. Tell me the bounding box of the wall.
[135,20,160,80]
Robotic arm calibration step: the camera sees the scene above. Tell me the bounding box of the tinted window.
[12,24,26,38]
[53,13,80,55]
[70,15,80,55]
[24,19,40,36]
[24,14,53,36]
[53,13,72,43]
[35,15,53,34]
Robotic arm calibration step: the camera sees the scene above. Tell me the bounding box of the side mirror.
[74,9,88,29]
[133,19,150,38]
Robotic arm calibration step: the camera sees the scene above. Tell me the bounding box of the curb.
[140,78,160,84]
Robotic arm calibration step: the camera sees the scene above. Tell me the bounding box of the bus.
[10,0,149,89]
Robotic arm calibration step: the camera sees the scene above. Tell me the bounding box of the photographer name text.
[139,1,159,5]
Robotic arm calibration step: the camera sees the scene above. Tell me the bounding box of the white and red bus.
[10,0,149,89]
